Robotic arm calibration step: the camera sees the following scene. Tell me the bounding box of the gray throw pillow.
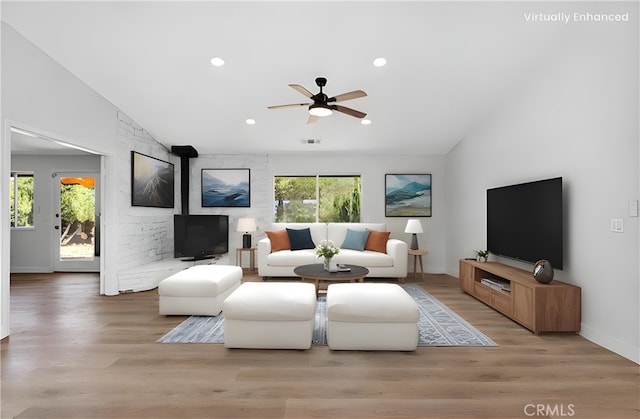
[341,229,370,251]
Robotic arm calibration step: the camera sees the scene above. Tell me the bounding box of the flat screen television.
[487,177,563,269]
[174,214,229,260]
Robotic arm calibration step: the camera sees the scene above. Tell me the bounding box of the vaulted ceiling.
[3,1,568,155]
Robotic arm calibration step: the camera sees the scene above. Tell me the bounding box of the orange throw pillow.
[365,230,390,253]
[265,229,291,252]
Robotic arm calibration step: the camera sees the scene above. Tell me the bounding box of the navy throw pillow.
[286,228,315,250]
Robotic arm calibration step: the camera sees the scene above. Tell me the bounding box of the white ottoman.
[158,265,242,316]
[223,282,317,349]
[326,283,419,351]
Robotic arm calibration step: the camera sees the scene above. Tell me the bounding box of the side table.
[236,247,257,273]
[408,249,428,279]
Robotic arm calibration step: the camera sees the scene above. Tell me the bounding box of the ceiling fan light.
[309,104,333,117]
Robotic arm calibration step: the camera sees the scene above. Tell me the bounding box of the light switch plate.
[611,219,624,232]
[630,200,638,217]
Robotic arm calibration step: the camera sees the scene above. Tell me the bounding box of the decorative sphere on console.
[533,260,554,284]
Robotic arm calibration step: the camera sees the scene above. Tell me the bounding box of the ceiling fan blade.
[332,105,367,119]
[289,84,314,98]
[307,114,319,124]
[267,103,310,110]
[329,90,367,103]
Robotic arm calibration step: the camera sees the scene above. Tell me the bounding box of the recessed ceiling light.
[361,119,372,125]
[245,119,256,125]
[210,57,225,67]
[373,57,387,67]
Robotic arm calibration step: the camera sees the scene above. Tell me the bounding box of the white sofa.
[257,222,408,281]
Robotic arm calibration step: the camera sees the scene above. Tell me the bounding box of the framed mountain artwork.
[385,174,432,217]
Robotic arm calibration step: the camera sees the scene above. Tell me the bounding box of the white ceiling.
[3,1,568,156]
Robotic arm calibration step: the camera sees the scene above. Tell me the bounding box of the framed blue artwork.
[201,169,250,207]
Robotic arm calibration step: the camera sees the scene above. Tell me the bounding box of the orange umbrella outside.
[60,177,95,188]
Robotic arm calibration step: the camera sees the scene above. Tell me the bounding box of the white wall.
[10,154,100,272]
[269,153,447,273]
[445,10,639,363]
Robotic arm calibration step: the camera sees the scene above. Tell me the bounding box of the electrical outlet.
[611,219,624,233]
[630,200,638,217]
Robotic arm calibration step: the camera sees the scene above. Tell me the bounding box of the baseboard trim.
[580,323,639,365]
[10,266,53,274]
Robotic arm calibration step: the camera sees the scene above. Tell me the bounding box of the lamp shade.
[237,218,257,233]
[404,219,423,234]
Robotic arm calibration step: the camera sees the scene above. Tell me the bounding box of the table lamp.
[237,218,257,248]
[404,219,423,250]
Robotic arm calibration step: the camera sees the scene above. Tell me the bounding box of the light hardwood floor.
[1,272,638,418]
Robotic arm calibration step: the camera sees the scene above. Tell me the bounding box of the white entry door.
[53,172,100,272]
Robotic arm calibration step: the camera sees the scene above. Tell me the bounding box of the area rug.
[157,284,496,346]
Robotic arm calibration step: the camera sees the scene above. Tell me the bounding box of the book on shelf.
[481,277,511,293]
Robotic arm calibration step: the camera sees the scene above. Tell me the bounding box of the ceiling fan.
[268,77,367,124]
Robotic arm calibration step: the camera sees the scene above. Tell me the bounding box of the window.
[10,172,34,228]
[274,175,361,223]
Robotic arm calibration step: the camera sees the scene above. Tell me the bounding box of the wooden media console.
[459,259,581,334]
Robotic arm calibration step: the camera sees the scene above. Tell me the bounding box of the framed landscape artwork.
[385,174,432,217]
[202,169,250,207]
[131,151,175,208]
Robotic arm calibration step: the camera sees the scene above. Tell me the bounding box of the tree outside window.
[10,172,34,228]
[274,176,360,223]
[59,180,95,248]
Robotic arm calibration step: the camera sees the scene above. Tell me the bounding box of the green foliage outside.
[10,175,34,227]
[329,177,361,222]
[60,184,95,224]
[59,183,95,246]
[274,177,316,222]
[274,176,360,223]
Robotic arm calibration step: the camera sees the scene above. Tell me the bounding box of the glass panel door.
[53,172,100,272]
